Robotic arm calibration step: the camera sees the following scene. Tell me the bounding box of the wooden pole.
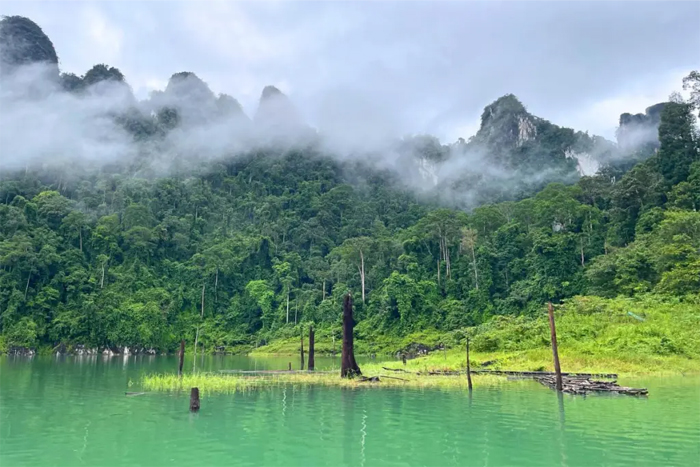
[178,339,185,377]
[190,387,200,412]
[547,302,563,392]
[308,325,315,371]
[300,327,305,371]
[466,337,473,391]
[288,362,292,371]
[341,292,362,378]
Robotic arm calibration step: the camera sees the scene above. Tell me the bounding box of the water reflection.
[1,357,699,467]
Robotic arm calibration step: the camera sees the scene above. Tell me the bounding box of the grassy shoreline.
[139,348,699,395]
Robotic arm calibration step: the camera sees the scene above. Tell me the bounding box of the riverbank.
[249,295,700,377]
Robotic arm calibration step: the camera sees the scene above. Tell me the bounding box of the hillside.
[1,16,699,357]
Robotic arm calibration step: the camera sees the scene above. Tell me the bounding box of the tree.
[332,237,373,304]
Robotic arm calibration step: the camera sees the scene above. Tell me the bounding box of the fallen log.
[380,375,408,381]
[358,376,380,382]
[535,375,647,396]
[471,370,618,378]
[218,369,335,375]
[382,366,413,373]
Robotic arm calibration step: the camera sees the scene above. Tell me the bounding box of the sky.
[2,0,699,142]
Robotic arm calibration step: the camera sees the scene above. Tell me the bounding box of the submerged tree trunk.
[308,325,315,371]
[341,293,361,378]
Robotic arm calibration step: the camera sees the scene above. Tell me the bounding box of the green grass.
[251,294,700,376]
[140,362,507,394]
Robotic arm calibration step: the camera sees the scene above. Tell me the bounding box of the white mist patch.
[565,149,600,176]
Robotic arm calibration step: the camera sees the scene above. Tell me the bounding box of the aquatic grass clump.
[140,370,507,395]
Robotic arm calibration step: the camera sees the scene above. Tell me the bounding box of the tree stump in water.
[308,325,315,371]
[547,302,563,392]
[178,340,185,378]
[341,293,361,378]
[300,328,305,371]
[190,388,200,412]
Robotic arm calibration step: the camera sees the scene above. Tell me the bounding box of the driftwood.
[341,293,362,378]
[536,375,648,396]
[125,392,147,396]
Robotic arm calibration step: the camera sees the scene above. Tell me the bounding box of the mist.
[0,54,664,209]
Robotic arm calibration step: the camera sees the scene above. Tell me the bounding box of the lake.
[1,355,698,467]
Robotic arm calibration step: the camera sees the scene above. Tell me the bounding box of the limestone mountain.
[0,15,58,78]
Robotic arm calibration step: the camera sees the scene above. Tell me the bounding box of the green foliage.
[1,63,698,355]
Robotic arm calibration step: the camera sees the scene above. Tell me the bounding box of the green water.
[1,356,698,467]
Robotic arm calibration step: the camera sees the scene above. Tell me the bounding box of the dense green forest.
[1,16,699,354]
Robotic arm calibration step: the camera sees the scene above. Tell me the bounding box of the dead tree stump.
[178,340,185,378]
[300,328,305,370]
[308,325,315,371]
[548,302,563,392]
[190,387,200,412]
[466,337,473,391]
[341,293,362,378]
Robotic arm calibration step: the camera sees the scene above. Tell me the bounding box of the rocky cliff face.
[616,102,666,153]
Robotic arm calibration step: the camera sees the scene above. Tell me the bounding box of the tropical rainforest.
[1,15,699,356]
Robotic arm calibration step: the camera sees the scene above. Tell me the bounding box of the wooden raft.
[535,375,648,396]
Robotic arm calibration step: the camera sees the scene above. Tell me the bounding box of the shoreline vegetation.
[140,294,700,395]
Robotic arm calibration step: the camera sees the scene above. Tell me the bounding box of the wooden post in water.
[288,362,292,371]
[300,327,305,371]
[178,340,185,378]
[466,337,473,391]
[308,325,315,371]
[547,302,563,392]
[341,292,362,378]
[190,387,200,412]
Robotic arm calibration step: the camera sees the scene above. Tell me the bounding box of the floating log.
[308,325,315,371]
[535,375,648,396]
[548,302,563,392]
[190,387,200,412]
[178,339,185,378]
[125,392,147,396]
[341,293,362,378]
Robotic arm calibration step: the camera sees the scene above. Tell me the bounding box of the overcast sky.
[2,1,699,141]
